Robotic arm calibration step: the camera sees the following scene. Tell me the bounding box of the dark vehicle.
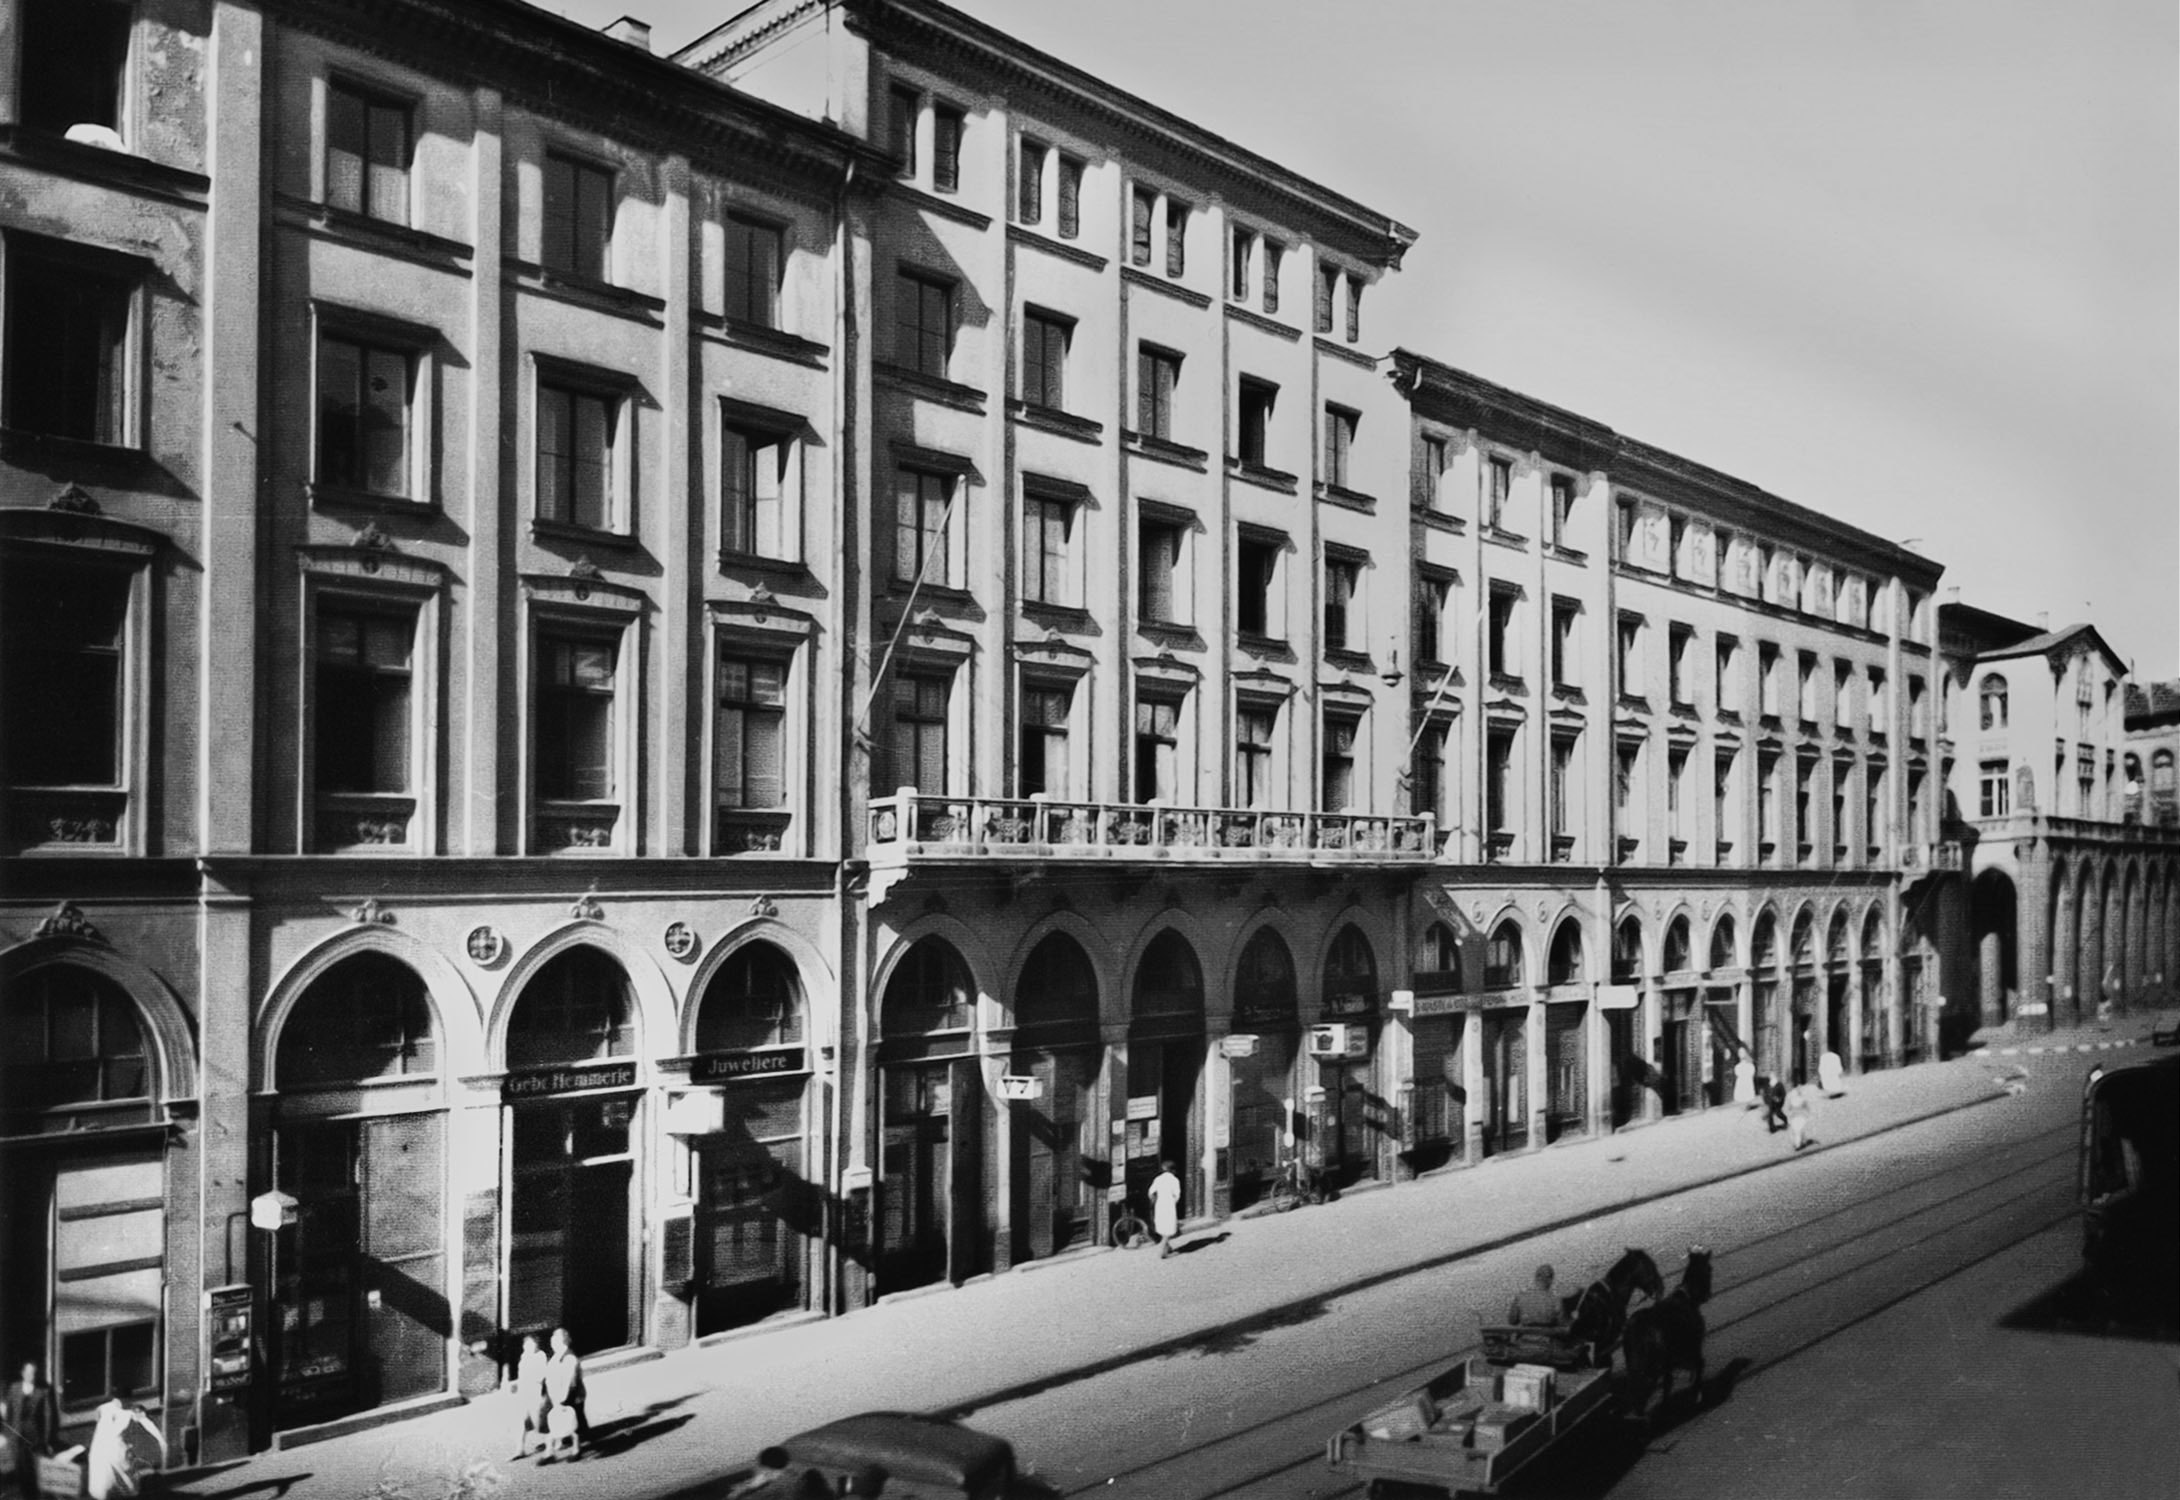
[2078,1054,2180,1327]
[732,1412,1016,1499]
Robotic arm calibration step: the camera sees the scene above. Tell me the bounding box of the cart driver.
[1508,1263,1565,1327]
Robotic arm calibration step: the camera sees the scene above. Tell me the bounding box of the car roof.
[777,1412,1013,1487]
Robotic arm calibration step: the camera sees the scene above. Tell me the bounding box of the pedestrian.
[543,1327,590,1458]
[1818,1049,1846,1098]
[507,1333,550,1461]
[1786,1083,1816,1151]
[1507,1264,1564,1327]
[5,1361,61,1500]
[1732,1056,1757,1108]
[1760,1077,1788,1133]
[1148,1159,1183,1258]
[84,1400,162,1500]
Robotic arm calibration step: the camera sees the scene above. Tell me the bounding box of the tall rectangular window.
[1795,759,1815,859]
[1617,615,1642,698]
[1615,741,1640,831]
[1797,652,1819,722]
[1759,753,1781,847]
[1668,516,1688,579]
[1230,226,1254,300]
[542,154,613,283]
[1551,599,1578,687]
[1135,696,1181,802]
[1237,377,1276,465]
[1323,404,1357,488]
[1262,240,1282,314]
[1021,309,1070,411]
[931,103,963,193]
[1549,735,1574,842]
[1487,728,1514,840]
[1022,492,1077,607]
[1832,763,1851,854]
[893,673,949,792]
[721,422,798,560]
[1136,344,1180,439]
[1165,200,1189,276]
[1488,588,1519,679]
[715,655,787,810]
[2,556,127,798]
[1669,625,1693,706]
[1235,706,1276,806]
[896,270,954,378]
[1237,535,1280,638]
[316,604,414,796]
[536,633,617,802]
[326,80,410,224]
[1131,187,1155,266]
[1616,499,1638,560]
[1414,577,1448,666]
[4,244,131,445]
[1345,277,1363,343]
[1017,138,1046,225]
[1549,473,1576,545]
[1414,720,1450,830]
[893,469,956,586]
[317,332,413,498]
[1908,675,1927,739]
[1758,643,1781,717]
[1138,518,1184,625]
[1484,456,1512,529]
[1979,760,2010,819]
[536,381,619,531]
[1323,555,1359,653]
[1716,636,1740,716]
[1668,747,1690,844]
[1865,765,1885,852]
[19,0,131,138]
[1870,669,1889,730]
[1321,713,1358,810]
[1315,265,1337,334]
[1018,684,1071,796]
[1419,435,1448,511]
[1834,661,1854,730]
[889,85,919,177]
[1056,154,1083,239]
[1715,750,1737,851]
[725,214,784,328]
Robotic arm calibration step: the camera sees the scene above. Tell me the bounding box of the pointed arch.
[683,918,839,1055]
[486,921,675,1071]
[1750,906,1781,970]
[1708,911,1740,972]
[259,922,485,1090]
[1611,913,1644,983]
[1547,917,1585,987]
[1484,916,1526,991]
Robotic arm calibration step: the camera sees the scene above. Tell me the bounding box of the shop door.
[695,1079,808,1333]
[1408,1015,1462,1170]
[879,1064,950,1293]
[1660,1015,1688,1116]
[1482,1013,1526,1156]
[359,1114,446,1406]
[1791,981,1816,1083]
[1227,1032,1295,1210]
[508,1096,635,1355]
[1606,1009,1637,1129]
[1123,1039,1202,1213]
[1827,975,1849,1068]
[1322,1047,1384,1191]
[1860,964,1886,1070]
[1014,1049,1097,1262]
[1545,1006,1586,1141]
[5,1148,166,1416]
[1704,1002,1739,1107]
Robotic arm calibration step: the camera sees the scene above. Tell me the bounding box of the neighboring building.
[1937,605,2180,1031]
[2125,678,2180,831]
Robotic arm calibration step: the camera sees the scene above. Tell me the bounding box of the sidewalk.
[167,1008,2177,1500]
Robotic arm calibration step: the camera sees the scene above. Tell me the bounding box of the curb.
[1972,1035,2154,1058]
[929,1085,2009,1421]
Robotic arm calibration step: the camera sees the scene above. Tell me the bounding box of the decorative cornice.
[33,901,102,943]
[1006,223,1107,273]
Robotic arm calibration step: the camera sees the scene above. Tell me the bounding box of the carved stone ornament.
[465,925,507,967]
[1535,900,1551,924]
[748,894,779,920]
[569,887,605,922]
[353,521,394,552]
[351,897,395,926]
[49,484,101,515]
[569,554,604,601]
[34,901,101,943]
[663,921,698,961]
[747,583,776,610]
[1472,901,1490,924]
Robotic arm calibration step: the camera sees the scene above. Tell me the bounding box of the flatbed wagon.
[1326,1332,1619,1499]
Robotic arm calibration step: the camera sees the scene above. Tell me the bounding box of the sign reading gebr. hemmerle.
[501,1060,639,1100]
[691,1046,806,1084]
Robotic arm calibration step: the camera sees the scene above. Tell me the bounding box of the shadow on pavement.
[1535,1355,1753,1500]
[1171,1232,1231,1257]
[193,1473,313,1500]
[1177,1295,1332,1358]
[1999,1269,2180,1344]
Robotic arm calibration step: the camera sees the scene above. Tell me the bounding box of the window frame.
[541,149,616,285]
[1323,403,1359,489]
[1235,528,1287,642]
[1230,225,1254,301]
[1,231,147,452]
[526,606,640,855]
[718,400,805,564]
[895,267,956,380]
[1236,376,1277,466]
[1016,675,1079,799]
[1164,198,1189,277]
[323,74,415,226]
[1137,508,1191,628]
[1135,342,1181,440]
[531,360,634,537]
[711,642,796,849]
[1133,691,1187,804]
[888,84,921,178]
[1234,698,1280,809]
[1020,483,1082,609]
[1322,547,1366,656]
[890,667,954,796]
[1130,186,1155,267]
[1020,306,1071,412]
[302,580,441,855]
[930,101,964,193]
[1055,152,1083,240]
[1320,709,1361,811]
[724,210,787,331]
[893,465,963,588]
[18,0,134,143]
[1017,136,1047,226]
[310,303,437,509]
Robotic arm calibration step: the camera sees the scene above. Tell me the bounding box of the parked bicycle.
[1265,1153,1328,1213]
[1110,1193,1153,1249]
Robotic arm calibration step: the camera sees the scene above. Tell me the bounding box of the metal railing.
[866,790,1435,864]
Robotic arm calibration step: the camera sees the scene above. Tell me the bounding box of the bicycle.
[1265,1154,1327,1213]
[1109,1193,1153,1249]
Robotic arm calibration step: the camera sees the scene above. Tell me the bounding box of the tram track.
[1035,1112,2082,1499]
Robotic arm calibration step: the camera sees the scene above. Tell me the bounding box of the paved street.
[162,1013,2175,1500]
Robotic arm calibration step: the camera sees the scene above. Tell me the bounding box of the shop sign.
[204,1284,253,1394]
[1219,1033,1259,1059]
[997,1074,1043,1102]
[1410,992,1465,1018]
[1324,991,1374,1018]
[502,1060,639,1101]
[1125,1094,1161,1121]
[691,1047,806,1084]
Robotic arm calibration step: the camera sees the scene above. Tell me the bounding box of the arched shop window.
[1016,933,1098,1029]
[1752,911,1780,969]
[1416,922,1462,990]
[1828,910,1852,965]
[0,964,150,1117]
[883,938,975,1034]
[1790,910,1817,967]
[277,954,436,1086]
[1547,920,1584,986]
[1132,931,1204,1018]
[1662,916,1693,975]
[1324,926,1378,1007]
[508,946,634,1067]
[1234,929,1297,1015]
[1709,914,1738,972]
[1484,920,1524,990]
[1611,917,1642,983]
[696,942,804,1052]
[1862,907,1886,962]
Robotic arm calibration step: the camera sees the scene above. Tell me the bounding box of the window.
[1834,661,1854,730]
[1262,240,1282,314]
[715,655,787,812]
[1056,154,1083,239]
[1669,626,1693,706]
[1235,705,1276,806]
[1486,728,1514,842]
[931,103,963,193]
[1230,226,1254,300]
[1414,576,1449,666]
[893,469,957,586]
[1236,377,1276,465]
[1715,636,1740,715]
[1345,277,1363,343]
[1,553,128,803]
[1866,764,1885,850]
[1831,763,1849,854]
[1758,643,1781,718]
[1758,752,1781,847]
[1484,921,1523,990]
[1668,746,1690,845]
[1135,695,1182,802]
[535,378,622,531]
[2076,748,2096,813]
[1549,474,1576,545]
[892,672,950,792]
[1488,588,1519,679]
[1165,200,1188,277]
[1794,759,1815,859]
[1323,404,1357,488]
[720,418,799,560]
[2076,669,2095,735]
[1551,598,1578,688]
[542,154,613,282]
[1419,435,1449,511]
[725,213,784,328]
[1669,517,1687,578]
[1616,499,1638,560]
[314,329,416,499]
[1021,309,1070,411]
[315,603,414,797]
[1236,534,1281,638]
[1797,652,1819,722]
[1138,517,1185,625]
[1715,750,1737,850]
[535,632,618,803]
[1323,554,1359,653]
[1615,741,1640,850]
[1549,735,1574,843]
[2152,750,2176,825]
[1131,187,1155,267]
[1979,673,2007,731]
[19,0,131,139]
[896,269,954,378]
[1135,344,1180,439]
[1870,669,1889,729]
[1484,456,1512,530]
[1413,720,1450,830]
[1908,675,1927,739]
[3,239,133,445]
[326,80,410,223]
[1617,616,1642,698]
[1714,527,1734,585]
[1018,683,1072,796]
[1315,265,1337,334]
[1321,713,1358,810]
[1017,138,1046,225]
[889,84,920,176]
[1022,490,1078,607]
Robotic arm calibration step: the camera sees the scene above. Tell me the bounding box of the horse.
[1562,1247,1665,1362]
[1620,1246,1714,1423]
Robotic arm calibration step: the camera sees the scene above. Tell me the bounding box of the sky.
[541,0,2180,678]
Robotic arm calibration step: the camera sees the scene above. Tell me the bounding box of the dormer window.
[20,0,132,145]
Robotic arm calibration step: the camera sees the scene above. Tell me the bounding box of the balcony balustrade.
[866,790,1435,866]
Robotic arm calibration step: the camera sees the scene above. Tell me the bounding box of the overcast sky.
[542,0,2180,678]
